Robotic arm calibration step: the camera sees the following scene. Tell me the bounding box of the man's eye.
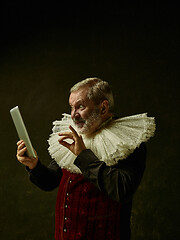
[79,105,85,109]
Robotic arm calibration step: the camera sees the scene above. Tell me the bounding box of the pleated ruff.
[48,113,156,174]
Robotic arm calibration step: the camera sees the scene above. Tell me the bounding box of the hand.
[58,125,86,156]
[16,140,38,170]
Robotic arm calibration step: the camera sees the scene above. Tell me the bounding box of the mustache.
[73,117,86,124]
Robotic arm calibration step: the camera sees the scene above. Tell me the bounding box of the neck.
[98,115,113,130]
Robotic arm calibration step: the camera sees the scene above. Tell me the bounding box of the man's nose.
[71,109,80,119]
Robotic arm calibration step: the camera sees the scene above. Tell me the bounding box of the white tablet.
[10,106,36,158]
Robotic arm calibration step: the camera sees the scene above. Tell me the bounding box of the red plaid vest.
[55,169,122,240]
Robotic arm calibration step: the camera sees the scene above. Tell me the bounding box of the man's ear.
[100,100,109,115]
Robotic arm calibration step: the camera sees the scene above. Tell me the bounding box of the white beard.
[73,109,101,134]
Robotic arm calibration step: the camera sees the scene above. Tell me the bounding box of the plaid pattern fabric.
[55,169,121,240]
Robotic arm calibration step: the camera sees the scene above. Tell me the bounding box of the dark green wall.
[0,2,179,239]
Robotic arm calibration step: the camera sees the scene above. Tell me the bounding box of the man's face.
[69,87,102,135]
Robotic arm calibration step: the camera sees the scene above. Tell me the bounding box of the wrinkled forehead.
[69,87,90,105]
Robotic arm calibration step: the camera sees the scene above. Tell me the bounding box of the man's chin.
[75,122,85,129]
[75,125,89,134]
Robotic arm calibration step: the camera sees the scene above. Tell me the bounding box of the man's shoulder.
[117,143,147,167]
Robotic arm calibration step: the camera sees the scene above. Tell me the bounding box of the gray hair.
[70,77,114,112]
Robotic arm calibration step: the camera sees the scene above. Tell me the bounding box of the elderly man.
[17,77,155,240]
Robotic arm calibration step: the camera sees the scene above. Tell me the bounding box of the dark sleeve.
[74,143,146,203]
[27,160,62,191]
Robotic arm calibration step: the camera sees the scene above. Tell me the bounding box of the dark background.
[0,1,179,239]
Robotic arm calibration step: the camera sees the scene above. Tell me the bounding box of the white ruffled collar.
[48,113,156,174]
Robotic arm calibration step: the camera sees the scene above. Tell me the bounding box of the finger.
[17,146,27,156]
[18,156,34,164]
[58,132,73,137]
[59,136,74,142]
[69,125,79,138]
[17,141,25,151]
[33,148,38,158]
[17,155,27,162]
[59,140,72,149]
[17,140,24,146]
